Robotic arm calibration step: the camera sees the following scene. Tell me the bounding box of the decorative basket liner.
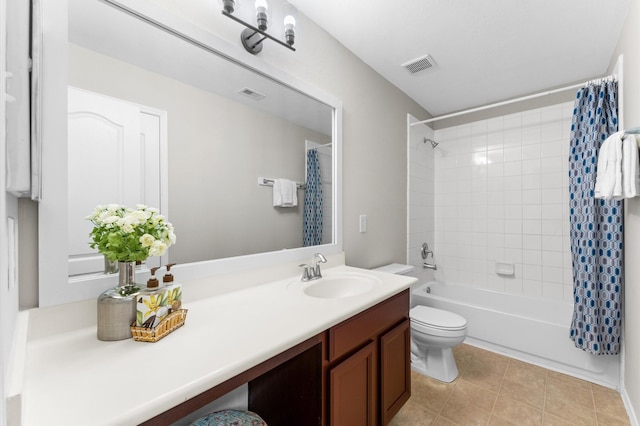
[189,409,267,425]
[130,309,188,343]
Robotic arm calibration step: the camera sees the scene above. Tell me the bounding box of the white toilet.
[374,263,468,383]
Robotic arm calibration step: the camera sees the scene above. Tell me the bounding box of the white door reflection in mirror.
[67,87,166,276]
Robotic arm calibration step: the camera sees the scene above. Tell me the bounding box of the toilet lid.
[410,305,467,330]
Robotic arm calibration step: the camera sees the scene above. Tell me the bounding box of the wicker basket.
[131,309,188,342]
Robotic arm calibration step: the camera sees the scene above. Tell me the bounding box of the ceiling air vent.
[401,54,436,74]
[238,87,266,100]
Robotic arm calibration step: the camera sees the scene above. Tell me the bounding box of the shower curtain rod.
[411,76,615,127]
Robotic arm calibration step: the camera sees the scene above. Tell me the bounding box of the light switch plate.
[359,214,367,233]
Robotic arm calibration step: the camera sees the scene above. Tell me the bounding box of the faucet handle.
[421,243,433,259]
[299,264,312,281]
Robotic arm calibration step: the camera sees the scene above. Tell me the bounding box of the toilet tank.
[373,263,416,277]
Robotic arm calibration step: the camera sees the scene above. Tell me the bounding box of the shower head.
[424,137,439,148]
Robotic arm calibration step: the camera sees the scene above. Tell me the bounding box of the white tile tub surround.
[424,102,575,302]
[408,118,436,284]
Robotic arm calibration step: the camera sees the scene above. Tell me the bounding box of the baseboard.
[621,386,639,426]
[5,311,29,426]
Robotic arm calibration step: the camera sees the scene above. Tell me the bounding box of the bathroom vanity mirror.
[38,0,342,306]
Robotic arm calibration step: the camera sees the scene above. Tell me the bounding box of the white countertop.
[18,259,415,425]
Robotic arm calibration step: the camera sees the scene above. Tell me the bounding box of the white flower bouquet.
[86,204,176,262]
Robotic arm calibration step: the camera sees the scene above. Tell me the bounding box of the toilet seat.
[410,306,467,331]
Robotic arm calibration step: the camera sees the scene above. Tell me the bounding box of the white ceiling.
[289,0,630,117]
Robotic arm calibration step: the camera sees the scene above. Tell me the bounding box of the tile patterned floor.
[390,344,630,426]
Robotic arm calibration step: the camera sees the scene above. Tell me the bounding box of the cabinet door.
[329,341,376,426]
[380,319,411,425]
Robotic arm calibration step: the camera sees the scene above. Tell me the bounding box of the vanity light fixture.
[221,0,297,54]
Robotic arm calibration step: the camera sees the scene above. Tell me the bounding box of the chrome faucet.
[421,243,437,270]
[421,243,433,259]
[299,253,327,281]
[299,264,314,281]
[311,253,327,278]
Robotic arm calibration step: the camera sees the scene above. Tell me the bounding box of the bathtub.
[411,281,620,389]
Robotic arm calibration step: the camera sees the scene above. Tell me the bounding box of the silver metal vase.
[97,261,141,341]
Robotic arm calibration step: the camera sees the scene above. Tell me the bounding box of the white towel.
[272,178,298,207]
[613,132,624,199]
[622,134,640,198]
[595,131,623,199]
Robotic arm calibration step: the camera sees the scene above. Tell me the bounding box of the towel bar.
[258,176,305,189]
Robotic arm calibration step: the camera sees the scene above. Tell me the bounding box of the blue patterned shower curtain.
[303,149,323,246]
[568,80,622,355]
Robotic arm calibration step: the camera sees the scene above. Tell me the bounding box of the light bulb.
[255,0,268,12]
[283,2,297,46]
[284,15,296,46]
[220,0,237,14]
[284,15,296,28]
[255,0,269,30]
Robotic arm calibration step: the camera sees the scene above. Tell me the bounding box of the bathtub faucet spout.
[423,262,437,270]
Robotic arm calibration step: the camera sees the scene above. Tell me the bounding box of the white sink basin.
[297,273,381,299]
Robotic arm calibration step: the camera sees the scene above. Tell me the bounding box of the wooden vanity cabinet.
[326,289,410,426]
[151,289,410,426]
[248,289,410,426]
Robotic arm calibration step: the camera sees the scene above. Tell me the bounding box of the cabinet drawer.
[329,289,409,362]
